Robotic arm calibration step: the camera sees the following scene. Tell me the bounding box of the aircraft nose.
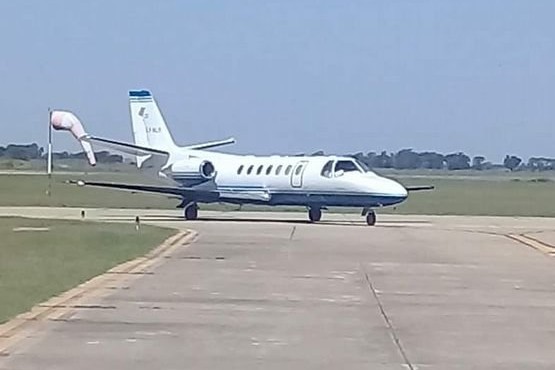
[384,178,408,198]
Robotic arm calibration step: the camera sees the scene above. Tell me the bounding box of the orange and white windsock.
[50,110,96,166]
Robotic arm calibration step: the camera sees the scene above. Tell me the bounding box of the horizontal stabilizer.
[405,185,435,192]
[87,136,169,157]
[185,137,236,151]
[85,136,170,170]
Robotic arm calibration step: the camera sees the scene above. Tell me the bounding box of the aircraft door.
[290,160,308,188]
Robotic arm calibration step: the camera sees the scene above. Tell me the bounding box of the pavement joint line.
[288,226,297,240]
[0,229,196,355]
[505,233,555,256]
[360,263,414,370]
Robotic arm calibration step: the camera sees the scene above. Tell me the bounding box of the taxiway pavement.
[1,208,555,369]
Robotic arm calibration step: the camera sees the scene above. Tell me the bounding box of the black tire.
[366,211,376,226]
[308,208,322,222]
[184,204,198,220]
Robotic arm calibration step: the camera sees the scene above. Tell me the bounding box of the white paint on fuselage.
[168,149,408,207]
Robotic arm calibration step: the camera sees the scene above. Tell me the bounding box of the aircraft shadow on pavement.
[101,214,429,227]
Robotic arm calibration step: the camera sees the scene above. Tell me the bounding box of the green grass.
[0,173,176,209]
[0,172,555,217]
[0,217,174,324]
[386,176,555,217]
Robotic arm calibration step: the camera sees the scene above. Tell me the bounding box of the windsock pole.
[47,108,53,176]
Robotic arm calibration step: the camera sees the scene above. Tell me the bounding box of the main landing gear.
[184,202,199,220]
[362,208,376,226]
[308,207,322,223]
[307,207,377,225]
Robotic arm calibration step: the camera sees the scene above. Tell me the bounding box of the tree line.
[0,143,123,164]
[321,149,555,171]
[1,143,554,171]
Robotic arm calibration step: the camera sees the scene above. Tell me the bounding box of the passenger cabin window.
[237,165,244,175]
[334,160,360,174]
[247,165,254,175]
[275,165,283,175]
[256,165,263,175]
[284,165,293,175]
[295,165,304,175]
[320,160,333,178]
[266,165,273,175]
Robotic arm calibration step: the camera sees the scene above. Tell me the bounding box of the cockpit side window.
[355,159,370,172]
[320,160,333,178]
[334,160,360,174]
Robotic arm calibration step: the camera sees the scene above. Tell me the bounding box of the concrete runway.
[1,208,555,369]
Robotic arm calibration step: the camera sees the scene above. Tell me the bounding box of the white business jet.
[51,90,433,225]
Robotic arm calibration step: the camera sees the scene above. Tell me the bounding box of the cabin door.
[290,161,308,188]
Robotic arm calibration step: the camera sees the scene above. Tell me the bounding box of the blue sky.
[1,1,554,161]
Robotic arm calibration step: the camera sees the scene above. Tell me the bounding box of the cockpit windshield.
[335,160,360,173]
[321,158,375,177]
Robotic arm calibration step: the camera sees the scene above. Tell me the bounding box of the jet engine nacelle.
[170,158,216,184]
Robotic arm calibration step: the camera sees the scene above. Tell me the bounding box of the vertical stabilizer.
[128,90,178,153]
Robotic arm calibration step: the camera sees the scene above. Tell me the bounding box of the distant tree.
[69,152,87,160]
[481,161,495,170]
[370,151,393,168]
[527,157,554,171]
[52,151,70,160]
[0,146,5,157]
[95,151,123,163]
[471,155,486,170]
[393,149,421,169]
[3,143,41,160]
[444,152,470,170]
[503,155,522,171]
[310,150,325,156]
[419,152,444,169]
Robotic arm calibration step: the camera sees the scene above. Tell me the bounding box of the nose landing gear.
[365,211,376,226]
[308,207,322,223]
[362,207,376,226]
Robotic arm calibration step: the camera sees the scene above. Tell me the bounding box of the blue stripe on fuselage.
[217,189,406,207]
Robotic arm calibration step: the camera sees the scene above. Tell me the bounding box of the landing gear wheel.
[366,211,376,226]
[184,203,198,220]
[308,207,322,223]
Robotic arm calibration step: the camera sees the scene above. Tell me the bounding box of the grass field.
[384,176,555,217]
[0,217,173,324]
[0,171,555,217]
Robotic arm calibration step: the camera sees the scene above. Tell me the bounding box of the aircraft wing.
[67,180,219,201]
[405,185,435,192]
[66,180,276,204]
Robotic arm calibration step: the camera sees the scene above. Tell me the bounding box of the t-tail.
[129,90,179,153]
[51,90,237,171]
[129,89,236,154]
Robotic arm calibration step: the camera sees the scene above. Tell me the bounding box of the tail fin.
[128,90,178,152]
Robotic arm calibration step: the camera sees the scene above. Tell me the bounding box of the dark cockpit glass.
[335,160,360,173]
[320,160,333,177]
